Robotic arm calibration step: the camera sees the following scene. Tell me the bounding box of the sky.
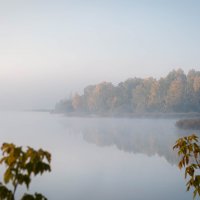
[0,0,200,110]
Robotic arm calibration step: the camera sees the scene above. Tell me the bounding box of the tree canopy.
[55,69,200,115]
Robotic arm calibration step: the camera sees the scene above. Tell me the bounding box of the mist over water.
[0,111,197,200]
[0,1,200,200]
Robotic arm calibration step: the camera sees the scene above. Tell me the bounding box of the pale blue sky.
[0,0,200,109]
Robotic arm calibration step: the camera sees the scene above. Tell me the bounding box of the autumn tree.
[55,69,200,115]
[0,143,51,200]
[173,134,200,199]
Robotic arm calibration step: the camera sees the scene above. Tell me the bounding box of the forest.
[55,69,200,115]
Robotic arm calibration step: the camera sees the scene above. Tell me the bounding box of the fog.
[0,111,194,199]
[0,0,200,110]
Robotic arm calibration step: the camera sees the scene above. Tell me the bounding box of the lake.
[0,111,198,200]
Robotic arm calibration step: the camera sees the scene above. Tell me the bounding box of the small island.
[176,119,200,130]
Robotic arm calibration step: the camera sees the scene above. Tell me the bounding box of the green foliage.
[21,193,47,200]
[0,143,51,200]
[173,134,200,199]
[0,183,14,200]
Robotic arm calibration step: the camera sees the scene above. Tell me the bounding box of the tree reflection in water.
[59,117,200,165]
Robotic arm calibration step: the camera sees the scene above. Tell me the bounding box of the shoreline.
[52,111,200,119]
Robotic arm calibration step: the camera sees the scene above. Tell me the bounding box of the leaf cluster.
[0,143,51,200]
[21,193,47,200]
[0,182,13,200]
[173,134,200,199]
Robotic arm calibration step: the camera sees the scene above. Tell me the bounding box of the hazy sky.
[0,0,200,109]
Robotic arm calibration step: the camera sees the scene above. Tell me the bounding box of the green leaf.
[4,169,13,184]
[0,183,14,200]
[21,193,47,200]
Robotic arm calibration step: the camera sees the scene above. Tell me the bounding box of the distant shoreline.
[24,109,53,113]
[51,111,200,119]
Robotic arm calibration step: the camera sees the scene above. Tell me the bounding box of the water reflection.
[0,112,195,200]
[59,117,196,165]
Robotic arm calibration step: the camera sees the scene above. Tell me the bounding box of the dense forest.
[55,69,200,115]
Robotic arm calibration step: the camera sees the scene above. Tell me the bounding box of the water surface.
[0,111,197,200]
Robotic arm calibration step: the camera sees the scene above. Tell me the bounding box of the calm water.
[0,111,198,200]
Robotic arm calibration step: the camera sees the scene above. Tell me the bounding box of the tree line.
[55,69,200,115]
